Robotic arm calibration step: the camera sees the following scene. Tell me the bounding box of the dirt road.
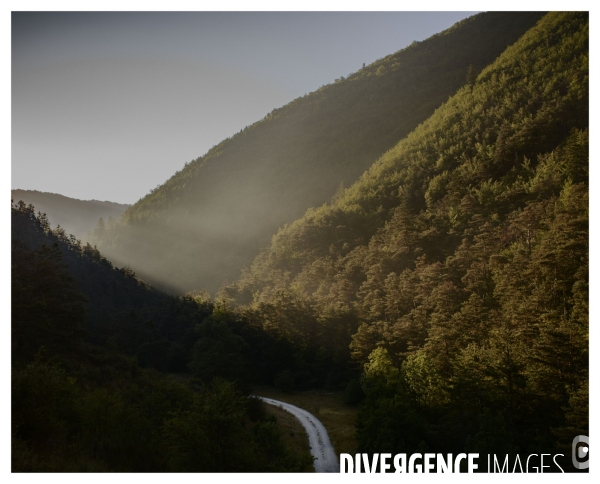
[257,396,340,473]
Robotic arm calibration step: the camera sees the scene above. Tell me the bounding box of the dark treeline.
[222,12,588,471]
[91,12,545,294]
[11,202,314,471]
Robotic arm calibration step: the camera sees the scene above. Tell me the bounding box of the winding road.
[256,396,340,473]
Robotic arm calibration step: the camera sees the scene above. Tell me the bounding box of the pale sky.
[12,11,477,204]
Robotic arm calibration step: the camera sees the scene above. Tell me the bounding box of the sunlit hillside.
[223,12,588,466]
[93,12,544,294]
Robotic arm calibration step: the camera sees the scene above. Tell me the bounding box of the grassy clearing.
[253,386,359,456]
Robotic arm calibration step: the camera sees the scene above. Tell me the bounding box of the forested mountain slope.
[11,189,129,241]
[94,12,544,294]
[12,201,166,347]
[11,202,312,472]
[222,11,588,464]
[12,199,347,390]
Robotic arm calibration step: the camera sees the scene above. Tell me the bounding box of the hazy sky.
[12,11,478,204]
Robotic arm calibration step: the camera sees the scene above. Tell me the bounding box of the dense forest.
[12,202,314,471]
[12,11,588,473]
[11,189,129,242]
[221,11,588,470]
[91,12,545,294]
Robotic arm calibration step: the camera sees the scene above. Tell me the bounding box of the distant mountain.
[93,12,545,294]
[11,189,129,241]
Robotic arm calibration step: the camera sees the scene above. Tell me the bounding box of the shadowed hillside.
[11,200,166,351]
[93,12,545,294]
[11,202,313,472]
